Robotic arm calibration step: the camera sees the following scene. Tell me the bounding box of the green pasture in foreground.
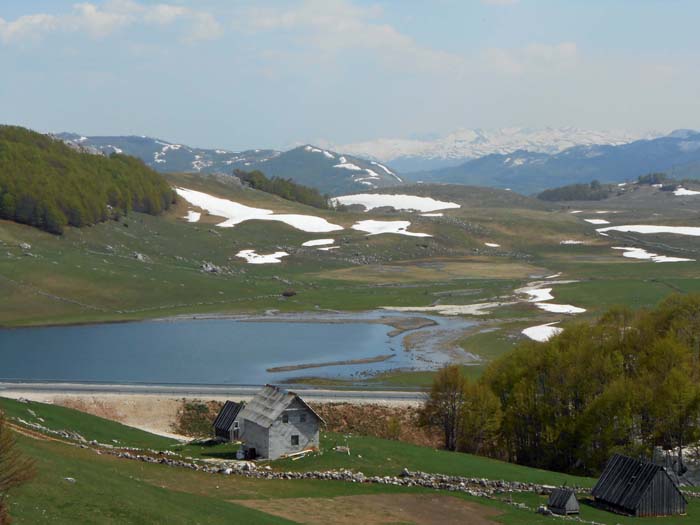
[4,398,699,524]
[0,397,176,450]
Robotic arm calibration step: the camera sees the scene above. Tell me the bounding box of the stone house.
[238,385,324,460]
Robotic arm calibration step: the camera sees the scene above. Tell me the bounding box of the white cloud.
[0,14,59,44]
[185,12,223,42]
[486,42,578,74]
[238,0,466,74]
[0,1,220,44]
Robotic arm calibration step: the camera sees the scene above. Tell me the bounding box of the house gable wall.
[267,398,319,460]
[635,471,687,517]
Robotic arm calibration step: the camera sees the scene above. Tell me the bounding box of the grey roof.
[212,401,243,432]
[548,488,577,509]
[237,385,325,428]
[592,454,686,511]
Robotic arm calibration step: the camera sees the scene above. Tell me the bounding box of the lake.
[0,313,477,385]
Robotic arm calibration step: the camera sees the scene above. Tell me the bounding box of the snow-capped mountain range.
[331,127,663,172]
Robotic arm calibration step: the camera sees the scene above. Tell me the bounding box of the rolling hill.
[57,134,403,195]
[0,126,174,234]
[412,130,700,194]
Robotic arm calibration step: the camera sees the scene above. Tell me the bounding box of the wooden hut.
[547,488,579,515]
[212,401,244,441]
[592,454,687,517]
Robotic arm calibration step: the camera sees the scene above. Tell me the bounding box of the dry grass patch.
[237,494,501,525]
[318,258,544,283]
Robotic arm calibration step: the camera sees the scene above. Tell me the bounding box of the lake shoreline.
[0,310,439,337]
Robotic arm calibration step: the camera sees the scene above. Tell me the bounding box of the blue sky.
[1,0,698,150]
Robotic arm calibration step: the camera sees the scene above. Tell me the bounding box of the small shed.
[212,401,244,441]
[548,488,579,515]
[592,453,687,517]
[238,385,324,460]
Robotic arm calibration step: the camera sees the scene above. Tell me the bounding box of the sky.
[0,0,698,150]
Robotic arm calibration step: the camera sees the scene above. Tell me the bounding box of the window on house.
[282,414,288,423]
[300,414,306,423]
[291,435,299,446]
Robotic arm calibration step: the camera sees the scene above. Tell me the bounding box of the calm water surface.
[0,315,476,385]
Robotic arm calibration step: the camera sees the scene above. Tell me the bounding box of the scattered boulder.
[201,261,222,273]
[19,242,31,250]
[133,252,150,263]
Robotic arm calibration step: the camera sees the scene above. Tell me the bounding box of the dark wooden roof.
[548,488,577,509]
[592,454,686,512]
[212,401,243,432]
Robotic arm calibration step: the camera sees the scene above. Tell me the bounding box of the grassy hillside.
[0,126,174,234]
[1,171,700,387]
[3,398,699,524]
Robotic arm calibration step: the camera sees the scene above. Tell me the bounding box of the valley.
[2,164,700,388]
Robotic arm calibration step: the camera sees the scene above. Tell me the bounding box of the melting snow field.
[383,302,516,316]
[302,239,335,247]
[332,194,460,213]
[236,250,289,264]
[584,218,610,225]
[421,213,443,217]
[535,303,586,314]
[522,323,563,342]
[351,220,431,237]
[560,240,584,245]
[184,211,201,223]
[597,225,700,237]
[484,242,501,248]
[175,188,343,233]
[612,247,695,263]
[518,286,555,302]
[674,187,700,196]
[318,246,339,251]
[517,280,586,315]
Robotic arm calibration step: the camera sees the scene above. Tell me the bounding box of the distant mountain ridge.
[55,133,278,174]
[332,127,661,171]
[412,130,700,194]
[56,134,402,196]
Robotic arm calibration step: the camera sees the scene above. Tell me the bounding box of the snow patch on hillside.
[184,211,201,223]
[236,250,288,264]
[674,187,700,196]
[332,194,460,213]
[302,239,334,247]
[597,225,700,237]
[522,322,563,342]
[351,220,431,237]
[175,187,343,233]
[612,247,695,263]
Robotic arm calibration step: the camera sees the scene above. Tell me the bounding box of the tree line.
[537,180,613,201]
[234,169,330,209]
[0,126,175,234]
[422,294,700,476]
